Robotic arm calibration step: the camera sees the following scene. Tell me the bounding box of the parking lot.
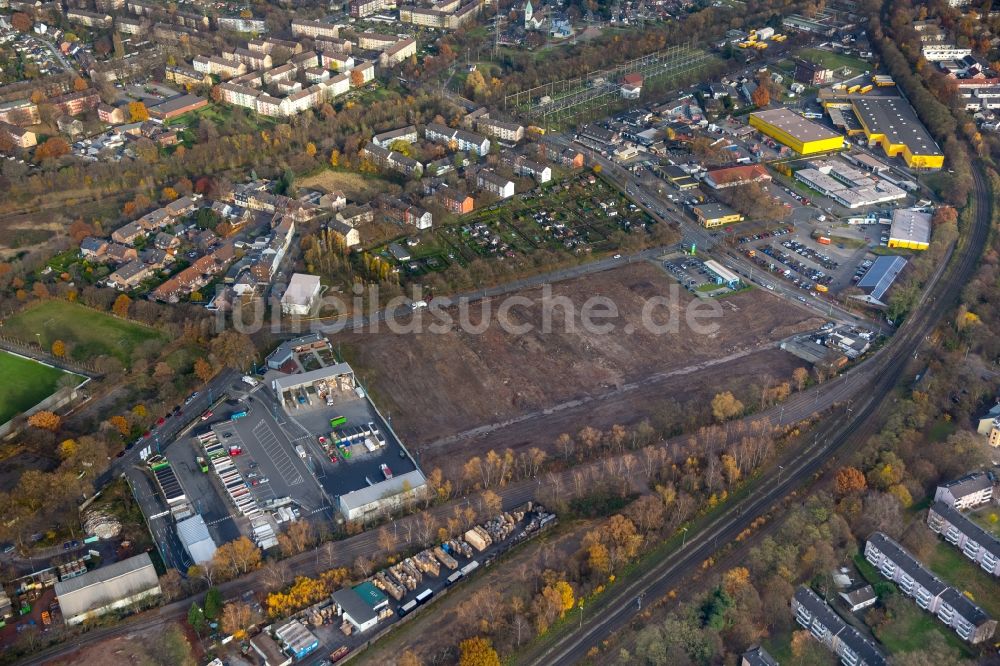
[737,220,877,295]
[211,394,331,513]
[283,392,418,504]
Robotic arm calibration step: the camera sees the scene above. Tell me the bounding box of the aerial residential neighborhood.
[0,0,997,664]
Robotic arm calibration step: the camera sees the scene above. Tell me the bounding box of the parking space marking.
[252,420,304,487]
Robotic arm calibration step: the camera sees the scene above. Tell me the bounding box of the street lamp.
[681,526,689,547]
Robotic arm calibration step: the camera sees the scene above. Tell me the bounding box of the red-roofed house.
[704,164,773,189]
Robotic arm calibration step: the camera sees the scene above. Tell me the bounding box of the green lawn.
[967,507,1000,539]
[873,600,967,655]
[796,48,870,75]
[0,350,79,424]
[3,300,165,365]
[927,542,1000,618]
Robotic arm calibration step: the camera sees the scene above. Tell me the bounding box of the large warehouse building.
[888,208,932,250]
[748,108,844,155]
[851,97,944,169]
[339,469,429,521]
[54,553,162,625]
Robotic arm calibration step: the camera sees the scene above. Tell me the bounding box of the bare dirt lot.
[334,263,823,469]
[44,620,201,666]
[298,168,401,202]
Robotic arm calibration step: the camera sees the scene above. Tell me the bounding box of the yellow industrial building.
[693,203,744,228]
[748,108,845,155]
[850,97,944,170]
[887,208,931,250]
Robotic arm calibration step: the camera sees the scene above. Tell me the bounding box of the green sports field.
[0,350,79,424]
[3,300,165,365]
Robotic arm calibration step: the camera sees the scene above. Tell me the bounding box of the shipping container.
[446,571,464,586]
[415,589,434,605]
[398,600,418,616]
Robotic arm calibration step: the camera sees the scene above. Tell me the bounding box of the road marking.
[251,420,304,487]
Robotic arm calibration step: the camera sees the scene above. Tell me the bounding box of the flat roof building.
[280,273,322,316]
[54,553,161,625]
[851,97,944,169]
[749,108,844,155]
[274,620,320,661]
[856,255,907,303]
[339,469,429,521]
[888,209,931,250]
[703,260,741,288]
[693,203,744,228]
[176,514,218,564]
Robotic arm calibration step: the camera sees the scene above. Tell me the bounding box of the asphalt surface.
[520,164,991,666]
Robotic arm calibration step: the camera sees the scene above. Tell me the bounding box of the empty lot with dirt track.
[333,262,823,469]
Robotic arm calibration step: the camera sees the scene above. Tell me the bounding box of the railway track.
[524,165,992,666]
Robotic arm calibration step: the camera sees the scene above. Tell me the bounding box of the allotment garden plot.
[382,175,657,278]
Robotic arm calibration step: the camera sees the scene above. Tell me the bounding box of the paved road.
[520,164,991,666]
[543,134,879,331]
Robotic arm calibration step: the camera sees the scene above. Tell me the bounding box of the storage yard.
[334,263,823,467]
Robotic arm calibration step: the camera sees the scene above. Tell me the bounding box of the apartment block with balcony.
[927,501,1000,577]
[864,531,996,643]
[933,472,994,510]
[792,586,886,666]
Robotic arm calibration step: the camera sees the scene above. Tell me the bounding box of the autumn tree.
[350,69,364,87]
[834,466,867,496]
[399,650,423,666]
[210,330,257,370]
[108,415,129,436]
[34,137,70,161]
[220,601,257,639]
[72,77,88,92]
[711,391,744,422]
[721,567,750,596]
[11,12,32,32]
[51,340,66,357]
[112,294,132,318]
[128,101,149,122]
[27,411,61,431]
[193,358,214,383]
[277,519,314,557]
[212,536,262,578]
[751,84,771,107]
[792,366,809,391]
[458,637,500,666]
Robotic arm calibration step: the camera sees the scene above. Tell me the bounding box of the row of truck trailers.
[197,430,260,519]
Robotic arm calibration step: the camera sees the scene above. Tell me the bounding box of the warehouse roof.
[750,108,841,142]
[55,553,159,620]
[271,363,354,391]
[857,255,907,301]
[851,96,943,157]
[339,469,427,512]
[332,587,377,625]
[889,208,932,245]
[176,514,218,564]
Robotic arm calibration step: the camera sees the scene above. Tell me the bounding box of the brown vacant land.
[334,262,822,468]
[298,169,401,202]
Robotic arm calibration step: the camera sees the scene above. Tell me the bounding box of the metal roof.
[271,363,354,391]
[339,469,427,512]
[851,96,943,157]
[332,588,377,625]
[176,514,218,564]
[857,255,907,301]
[889,209,932,245]
[54,553,159,620]
[751,108,841,143]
